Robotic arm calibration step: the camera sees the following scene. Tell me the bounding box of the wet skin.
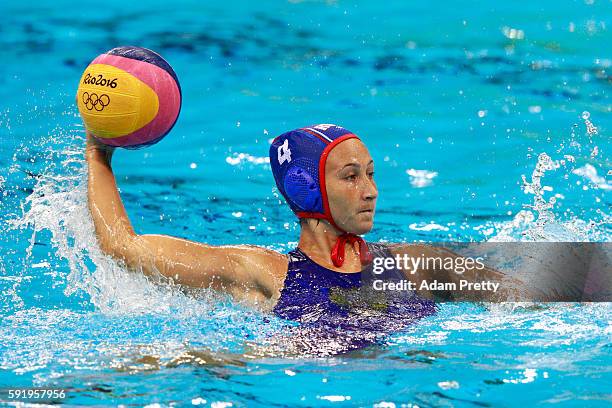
[324,138,378,235]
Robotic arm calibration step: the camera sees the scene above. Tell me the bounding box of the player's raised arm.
[79,47,288,306]
[85,134,288,305]
[86,133,134,256]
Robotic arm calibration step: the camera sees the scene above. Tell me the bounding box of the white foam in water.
[390,302,612,365]
[409,222,449,232]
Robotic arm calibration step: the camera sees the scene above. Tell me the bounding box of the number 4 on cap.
[278,139,292,165]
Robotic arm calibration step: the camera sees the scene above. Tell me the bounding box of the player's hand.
[86,131,115,164]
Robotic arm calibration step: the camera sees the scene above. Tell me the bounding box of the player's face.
[325,138,377,234]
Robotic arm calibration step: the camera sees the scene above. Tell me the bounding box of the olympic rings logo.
[82,92,110,111]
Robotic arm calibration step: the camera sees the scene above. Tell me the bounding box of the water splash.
[572,164,611,191]
[520,153,564,240]
[492,112,609,242]
[581,111,600,158]
[581,111,599,136]
[225,152,269,166]
[7,134,289,355]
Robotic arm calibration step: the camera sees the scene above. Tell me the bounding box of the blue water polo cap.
[269,124,359,230]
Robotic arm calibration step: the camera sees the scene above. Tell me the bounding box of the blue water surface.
[0,0,610,406]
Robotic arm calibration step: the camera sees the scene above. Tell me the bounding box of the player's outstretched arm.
[388,243,524,301]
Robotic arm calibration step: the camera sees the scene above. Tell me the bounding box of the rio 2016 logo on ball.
[76,46,181,149]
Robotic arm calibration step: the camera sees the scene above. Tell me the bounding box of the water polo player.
[86,123,513,325]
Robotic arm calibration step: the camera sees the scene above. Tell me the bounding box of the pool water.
[1,0,610,406]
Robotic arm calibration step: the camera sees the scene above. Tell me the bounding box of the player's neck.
[297,219,362,271]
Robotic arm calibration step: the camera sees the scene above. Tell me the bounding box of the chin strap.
[330,233,373,267]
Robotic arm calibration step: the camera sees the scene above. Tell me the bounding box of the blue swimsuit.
[272,242,436,348]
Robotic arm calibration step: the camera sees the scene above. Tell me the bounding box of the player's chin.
[352,211,375,234]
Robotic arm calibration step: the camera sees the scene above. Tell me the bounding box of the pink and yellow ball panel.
[76,46,181,149]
